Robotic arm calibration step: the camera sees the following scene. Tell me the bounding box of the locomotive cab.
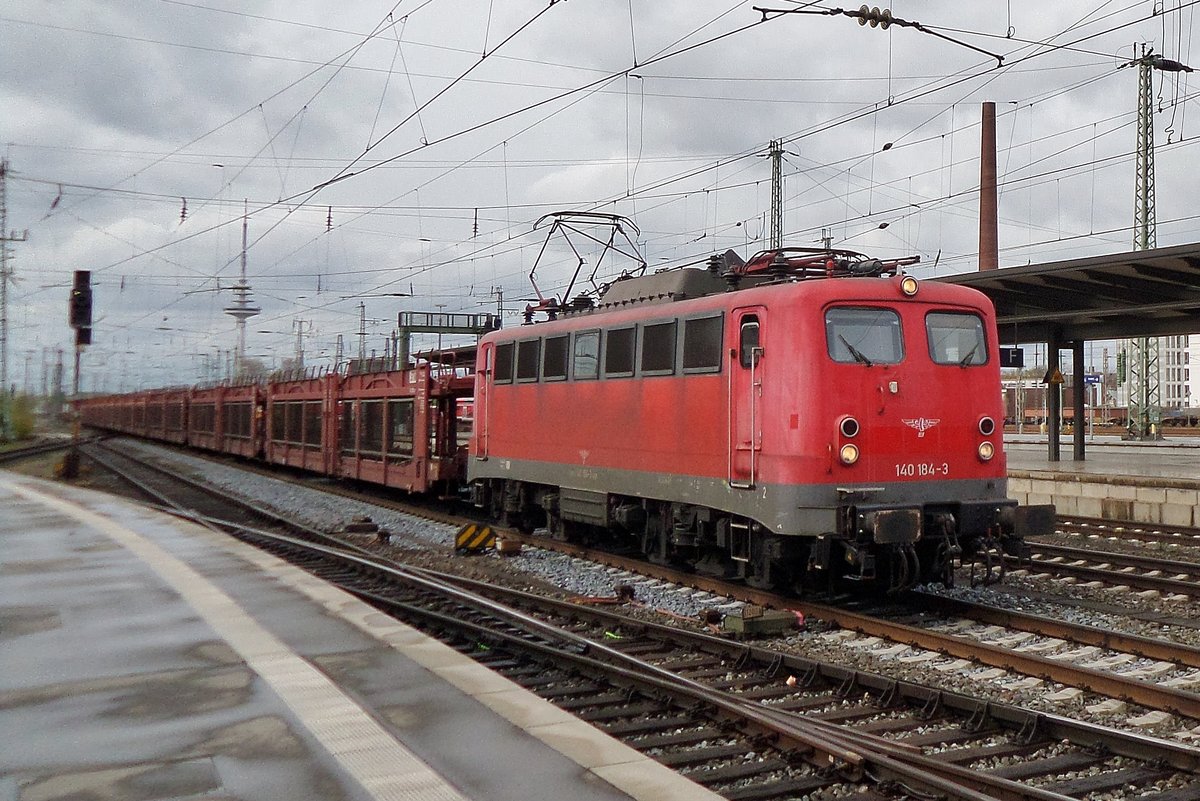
[739,273,1044,590]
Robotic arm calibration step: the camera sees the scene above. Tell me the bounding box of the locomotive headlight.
[978,416,996,436]
[977,441,995,461]
[839,443,860,465]
[899,275,919,296]
[839,416,860,438]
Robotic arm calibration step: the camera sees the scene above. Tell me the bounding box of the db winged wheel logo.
[902,417,940,437]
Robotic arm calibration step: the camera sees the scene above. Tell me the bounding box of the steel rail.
[914,591,1200,670]
[0,436,93,464]
[499,534,1200,720]
[1032,540,1200,577]
[82,442,367,554]
[1018,552,1200,597]
[1057,515,1200,545]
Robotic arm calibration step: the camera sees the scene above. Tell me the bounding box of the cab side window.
[640,321,676,375]
[739,318,760,368]
[604,327,635,377]
[494,342,515,383]
[682,315,723,373]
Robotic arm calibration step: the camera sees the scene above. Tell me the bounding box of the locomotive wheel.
[641,514,663,561]
[744,539,787,591]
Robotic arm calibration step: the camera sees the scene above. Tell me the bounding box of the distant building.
[1162,335,1191,411]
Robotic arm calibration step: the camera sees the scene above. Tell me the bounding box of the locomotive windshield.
[926,312,987,366]
[825,307,903,365]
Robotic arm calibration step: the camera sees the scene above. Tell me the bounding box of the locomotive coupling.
[991,502,1055,538]
[1010,503,1057,539]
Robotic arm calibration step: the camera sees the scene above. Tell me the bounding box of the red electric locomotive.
[469,249,1050,592]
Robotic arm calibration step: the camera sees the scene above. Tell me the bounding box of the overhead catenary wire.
[10,2,1199,383]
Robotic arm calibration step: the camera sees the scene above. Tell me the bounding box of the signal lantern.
[69,270,92,329]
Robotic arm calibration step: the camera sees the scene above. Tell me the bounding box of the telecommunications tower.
[223,201,260,380]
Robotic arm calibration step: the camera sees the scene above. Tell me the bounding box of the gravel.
[114,439,745,622]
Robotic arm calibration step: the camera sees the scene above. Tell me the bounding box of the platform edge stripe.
[1,478,471,801]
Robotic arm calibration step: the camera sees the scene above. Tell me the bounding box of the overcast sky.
[2,1,1197,391]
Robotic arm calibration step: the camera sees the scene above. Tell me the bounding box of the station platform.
[0,472,721,801]
[1005,436,1200,526]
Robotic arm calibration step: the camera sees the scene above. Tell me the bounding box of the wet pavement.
[0,473,718,801]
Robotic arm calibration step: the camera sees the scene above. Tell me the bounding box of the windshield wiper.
[959,343,979,366]
[839,335,873,366]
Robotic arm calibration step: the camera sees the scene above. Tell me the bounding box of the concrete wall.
[1008,470,1199,527]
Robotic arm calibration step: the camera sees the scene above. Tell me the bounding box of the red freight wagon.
[188,385,224,452]
[220,382,263,460]
[265,376,330,474]
[141,387,189,444]
[337,363,471,494]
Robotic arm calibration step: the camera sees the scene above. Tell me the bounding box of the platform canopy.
[940,242,1200,344]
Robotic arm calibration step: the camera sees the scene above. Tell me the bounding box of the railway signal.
[61,269,92,477]
[69,270,92,346]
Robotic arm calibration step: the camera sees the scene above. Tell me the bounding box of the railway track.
[0,435,87,465]
[514,536,1200,717]
[1020,541,1200,597]
[1002,515,1200,596]
[77,441,1200,800]
[86,439,1200,721]
[1057,515,1200,547]
[194,525,1200,801]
